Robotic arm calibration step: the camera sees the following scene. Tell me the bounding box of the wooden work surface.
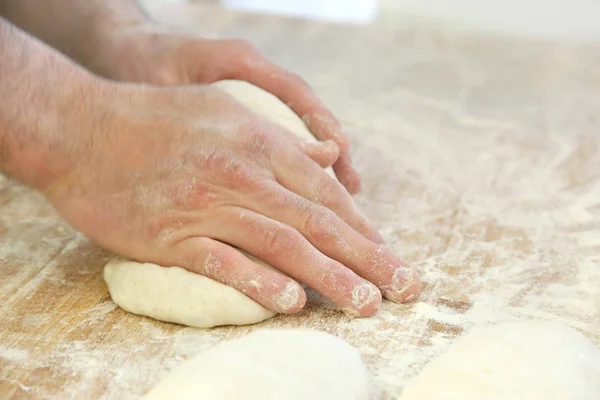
[1,2,600,399]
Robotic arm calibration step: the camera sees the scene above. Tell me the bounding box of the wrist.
[3,73,111,194]
[0,1,151,78]
[0,22,116,193]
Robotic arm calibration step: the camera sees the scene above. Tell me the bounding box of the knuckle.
[224,158,252,182]
[201,246,237,278]
[318,180,344,210]
[203,150,258,187]
[152,214,192,246]
[173,179,219,210]
[262,189,291,211]
[263,225,301,255]
[321,196,341,212]
[303,207,339,242]
[245,123,274,158]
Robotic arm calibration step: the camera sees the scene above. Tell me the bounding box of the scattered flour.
[0,346,29,362]
[1,10,599,399]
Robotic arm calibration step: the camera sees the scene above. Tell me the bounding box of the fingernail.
[341,283,381,318]
[273,281,303,313]
[351,282,380,309]
[382,266,419,303]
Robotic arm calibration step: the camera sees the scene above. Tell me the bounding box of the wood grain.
[1,2,599,399]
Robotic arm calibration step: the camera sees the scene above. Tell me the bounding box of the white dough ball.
[401,320,600,400]
[143,329,370,400]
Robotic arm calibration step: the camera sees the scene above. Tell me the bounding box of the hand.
[91,22,363,194]
[48,80,419,317]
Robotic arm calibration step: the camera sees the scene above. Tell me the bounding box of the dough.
[103,80,334,328]
[103,260,276,328]
[142,329,370,400]
[213,79,334,171]
[400,320,600,400]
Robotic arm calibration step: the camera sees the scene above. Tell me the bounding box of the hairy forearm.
[0,18,97,191]
[0,0,150,73]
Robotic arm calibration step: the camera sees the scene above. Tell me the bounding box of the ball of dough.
[104,260,276,328]
[400,320,600,400]
[142,329,370,400]
[103,80,336,328]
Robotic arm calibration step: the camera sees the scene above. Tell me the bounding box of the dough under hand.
[142,329,370,400]
[400,320,600,400]
[103,260,276,328]
[103,80,335,328]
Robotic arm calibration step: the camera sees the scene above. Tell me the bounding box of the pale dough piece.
[400,320,600,400]
[142,329,370,400]
[103,260,275,328]
[103,80,335,328]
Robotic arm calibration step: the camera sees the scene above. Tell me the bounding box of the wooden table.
[2,2,599,399]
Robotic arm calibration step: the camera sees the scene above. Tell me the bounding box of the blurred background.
[141,0,600,42]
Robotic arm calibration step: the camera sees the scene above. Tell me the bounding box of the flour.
[2,108,599,398]
[1,9,600,399]
[0,346,29,362]
[21,314,52,328]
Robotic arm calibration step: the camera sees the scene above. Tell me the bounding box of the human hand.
[91,22,363,194]
[47,81,419,317]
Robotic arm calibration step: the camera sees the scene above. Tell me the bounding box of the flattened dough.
[103,80,334,328]
[142,329,370,400]
[401,320,600,400]
[103,260,276,328]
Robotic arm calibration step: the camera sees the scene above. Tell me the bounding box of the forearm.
[0,18,97,191]
[0,0,150,74]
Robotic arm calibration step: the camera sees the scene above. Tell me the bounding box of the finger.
[240,64,348,150]
[235,106,339,169]
[172,237,306,314]
[204,207,381,317]
[218,47,363,192]
[248,181,421,303]
[333,153,362,194]
[247,69,363,192]
[300,140,340,168]
[271,144,383,244]
[188,39,350,154]
[187,38,358,188]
